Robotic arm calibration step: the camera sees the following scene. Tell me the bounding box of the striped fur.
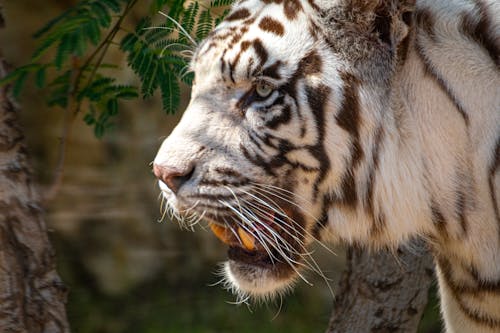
[154,0,500,331]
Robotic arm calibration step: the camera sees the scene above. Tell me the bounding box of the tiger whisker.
[238,194,334,290]
[250,205,332,285]
[240,198,308,252]
[231,203,317,285]
[249,184,336,255]
[219,200,280,264]
[158,11,197,47]
[240,188,318,249]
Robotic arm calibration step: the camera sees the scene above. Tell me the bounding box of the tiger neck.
[320,39,438,248]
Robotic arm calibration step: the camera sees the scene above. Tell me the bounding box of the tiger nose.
[153,164,194,194]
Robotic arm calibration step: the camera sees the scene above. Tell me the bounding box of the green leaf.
[101,0,122,13]
[73,29,88,57]
[180,2,199,37]
[196,9,213,41]
[136,17,152,36]
[159,64,180,114]
[12,71,28,98]
[32,33,61,61]
[114,86,139,99]
[35,66,47,88]
[54,34,74,69]
[210,0,234,7]
[107,98,118,116]
[165,0,186,22]
[91,2,113,28]
[94,122,105,138]
[84,19,102,46]
[120,33,139,52]
[145,24,172,45]
[141,59,159,98]
[84,112,96,125]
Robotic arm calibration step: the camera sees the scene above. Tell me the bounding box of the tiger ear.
[353,0,416,47]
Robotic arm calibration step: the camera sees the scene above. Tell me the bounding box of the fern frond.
[159,65,180,114]
[83,19,102,46]
[47,71,72,107]
[101,0,122,13]
[90,2,113,27]
[144,24,173,45]
[12,71,28,98]
[210,0,234,8]
[136,17,153,36]
[196,9,213,41]
[54,34,75,69]
[141,59,159,98]
[35,66,48,88]
[158,11,197,47]
[180,2,199,37]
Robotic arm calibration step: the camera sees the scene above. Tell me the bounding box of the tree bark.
[326,242,434,333]
[0,8,70,333]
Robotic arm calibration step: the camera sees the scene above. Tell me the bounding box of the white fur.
[154,1,500,332]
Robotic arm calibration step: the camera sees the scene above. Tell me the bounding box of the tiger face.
[154,0,408,300]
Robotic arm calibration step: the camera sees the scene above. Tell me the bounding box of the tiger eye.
[255,82,273,98]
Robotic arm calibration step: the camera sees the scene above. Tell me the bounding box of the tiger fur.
[153,0,500,332]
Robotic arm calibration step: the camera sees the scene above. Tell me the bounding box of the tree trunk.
[0,8,70,333]
[326,242,434,333]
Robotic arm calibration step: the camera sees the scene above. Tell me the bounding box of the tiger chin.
[154,0,499,332]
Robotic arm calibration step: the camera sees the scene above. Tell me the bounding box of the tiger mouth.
[207,209,303,269]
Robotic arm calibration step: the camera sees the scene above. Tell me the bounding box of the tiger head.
[153,0,414,300]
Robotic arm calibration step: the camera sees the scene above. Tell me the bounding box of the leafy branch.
[0,0,233,201]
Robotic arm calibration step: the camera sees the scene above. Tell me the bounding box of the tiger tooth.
[237,227,256,251]
[209,223,232,245]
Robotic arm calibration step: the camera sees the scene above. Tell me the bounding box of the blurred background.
[0,1,440,332]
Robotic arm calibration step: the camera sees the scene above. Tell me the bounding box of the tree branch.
[0,8,70,332]
[326,241,434,333]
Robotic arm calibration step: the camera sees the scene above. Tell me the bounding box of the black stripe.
[431,199,448,239]
[199,178,250,187]
[415,41,470,126]
[489,138,500,229]
[365,127,384,219]
[312,200,329,240]
[437,258,500,328]
[240,144,276,177]
[214,167,244,178]
[461,0,499,67]
[248,131,264,151]
[252,39,269,70]
[305,84,331,201]
[225,8,251,22]
[336,72,364,167]
[370,212,386,238]
[262,61,283,80]
[455,189,468,236]
[266,103,291,129]
[335,72,364,207]
[415,9,437,42]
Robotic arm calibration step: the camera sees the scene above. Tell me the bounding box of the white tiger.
[153,0,500,332]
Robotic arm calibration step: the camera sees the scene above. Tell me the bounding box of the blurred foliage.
[54,234,331,333]
[0,0,232,137]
